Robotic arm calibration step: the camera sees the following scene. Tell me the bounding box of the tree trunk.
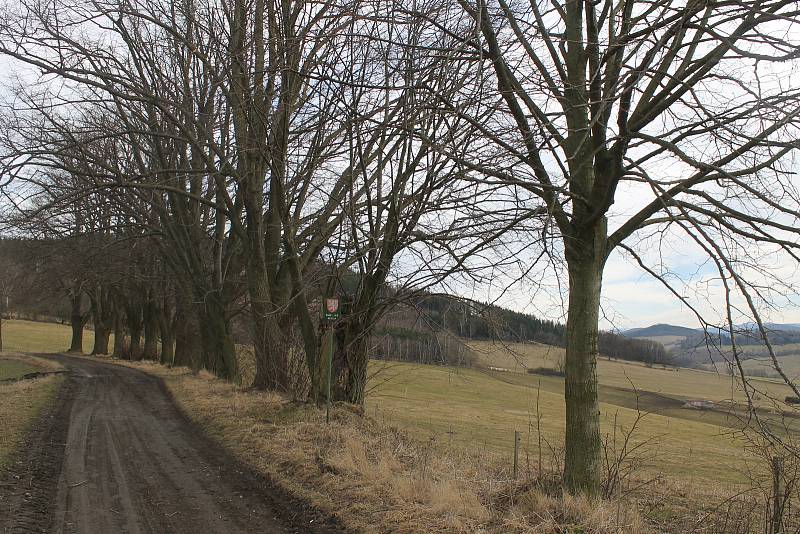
[199,294,236,379]
[174,291,201,371]
[89,287,113,355]
[344,332,370,405]
[173,319,191,368]
[68,292,84,353]
[174,319,201,370]
[158,297,175,366]
[127,304,143,361]
[241,145,293,391]
[113,306,127,359]
[0,297,5,351]
[142,295,160,361]
[563,223,606,496]
[93,324,111,355]
[329,317,371,405]
[251,313,289,390]
[160,327,175,365]
[248,262,290,390]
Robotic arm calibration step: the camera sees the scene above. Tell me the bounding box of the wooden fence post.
[772,455,783,534]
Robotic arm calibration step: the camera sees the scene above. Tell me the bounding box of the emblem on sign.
[323,297,341,321]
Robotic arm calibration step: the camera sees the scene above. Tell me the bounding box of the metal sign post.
[322,297,340,424]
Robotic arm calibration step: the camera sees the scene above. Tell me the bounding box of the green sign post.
[322,297,340,423]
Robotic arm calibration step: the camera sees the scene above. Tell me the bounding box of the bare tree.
[423,0,800,494]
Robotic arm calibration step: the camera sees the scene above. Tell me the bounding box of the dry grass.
[115,359,655,533]
[502,490,645,533]
[0,354,64,470]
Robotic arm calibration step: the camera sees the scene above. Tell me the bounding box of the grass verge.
[0,354,64,470]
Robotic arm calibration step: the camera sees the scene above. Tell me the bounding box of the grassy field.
[366,341,800,487]
[696,344,800,380]
[368,361,758,486]
[0,353,64,469]
[1,318,95,353]
[737,354,800,379]
[468,339,793,407]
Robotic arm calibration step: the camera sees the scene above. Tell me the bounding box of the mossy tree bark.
[142,293,160,361]
[89,285,114,355]
[112,297,127,359]
[68,290,87,353]
[158,296,175,365]
[199,293,237,380]
[126,300,144,361]
[563,222,607,495]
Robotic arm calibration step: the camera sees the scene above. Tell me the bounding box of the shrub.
[527,367,565,377]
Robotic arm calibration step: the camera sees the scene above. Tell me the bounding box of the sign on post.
[321,296,340,423]
[323,298,340,321]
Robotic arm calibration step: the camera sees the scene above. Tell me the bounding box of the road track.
[0,355,343,534]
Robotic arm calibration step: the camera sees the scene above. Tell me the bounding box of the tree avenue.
[0,0,798,498]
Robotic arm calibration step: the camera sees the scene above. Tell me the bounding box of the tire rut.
[0,375,75,533]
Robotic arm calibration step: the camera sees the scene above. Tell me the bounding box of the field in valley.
[695,344,800,380]
[466,339,794,406]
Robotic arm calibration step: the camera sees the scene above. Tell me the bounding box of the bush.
[527,367,565,377]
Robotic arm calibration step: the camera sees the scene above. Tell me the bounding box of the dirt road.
[0,355,343,534]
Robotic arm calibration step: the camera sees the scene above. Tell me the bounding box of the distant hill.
[738,322,800,333]
[625,324,699,338]
[688,323,800,345]
[625,322,800,339]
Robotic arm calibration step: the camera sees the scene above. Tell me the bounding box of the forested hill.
[414,294,670,366]
[625,324,699,338]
